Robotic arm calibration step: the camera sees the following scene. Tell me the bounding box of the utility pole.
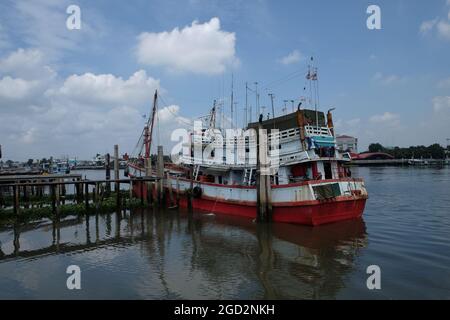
[230,73,234,129]
[268,93,275,121]
[290,100,295,112]
[254,82,259,120]
[245,82,248,126]
[283,100,288,115]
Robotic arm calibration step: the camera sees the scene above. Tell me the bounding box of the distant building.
[336,135,358,153]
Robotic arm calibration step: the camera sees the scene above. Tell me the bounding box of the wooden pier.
[0,173,159,216]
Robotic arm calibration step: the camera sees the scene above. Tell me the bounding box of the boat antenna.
[230,73,234,129]
[268,93,275,123]
[254,82,259,121]
[245,82,248,126]
[209,100,217,129]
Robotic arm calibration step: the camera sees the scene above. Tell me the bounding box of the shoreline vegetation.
[365,143,449,159]
[0,192,146,226]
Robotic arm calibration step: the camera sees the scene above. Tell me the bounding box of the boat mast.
[209,100,217,129]
[230,73,234,129]
[245,82,248,126]
[145,90,158,159]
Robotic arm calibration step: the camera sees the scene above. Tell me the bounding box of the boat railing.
[304,125,332,137]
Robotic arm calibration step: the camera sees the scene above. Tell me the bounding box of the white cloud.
[0,52,187,159]
[437,20,450,39]
[10,0,106,59]
[136,17,237,75]
[278,50,302,65]
[373,72,404,85]
[0,23,10,48]
[370,112,400,125]
[420,18,438,35]
[346,118,361,127]
[48,70,160,108]
[432,96,450,112]
[0,48,56,80]
[0,76,39,100]
[437,77,450,88]
[419,4,450,40]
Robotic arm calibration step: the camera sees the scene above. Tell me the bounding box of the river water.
[0,167,449,299]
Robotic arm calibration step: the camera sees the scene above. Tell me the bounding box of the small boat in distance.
[127,69,368,226]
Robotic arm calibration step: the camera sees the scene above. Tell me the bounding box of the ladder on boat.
[243,168,253,186]
[193,165,200,181]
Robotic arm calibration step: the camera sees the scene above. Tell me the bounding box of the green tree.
[368,143,384,153]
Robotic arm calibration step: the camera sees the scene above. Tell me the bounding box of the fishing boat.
[127,70,368,226]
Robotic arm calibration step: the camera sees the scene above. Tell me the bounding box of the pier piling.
[256,122,272,222]
[157,146,164,205]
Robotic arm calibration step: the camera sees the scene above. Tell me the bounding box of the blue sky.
[0,0,449,160]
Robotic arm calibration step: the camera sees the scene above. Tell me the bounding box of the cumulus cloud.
[0,77,39,100]
[0,23,10,49]
[47,70,160,107]
[373,72,404,86]
[0,48,190,160]
[437,77,450,89]
[278,50,303,65]
[0,49,57,110]
[420,18,438,35]
[8,0,106,59]
[370,112,400,126]
[419,3,450,40]
[136,17,237,75]
[432,96,450,112]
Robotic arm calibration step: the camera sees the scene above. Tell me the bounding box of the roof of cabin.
[247,109,325,131]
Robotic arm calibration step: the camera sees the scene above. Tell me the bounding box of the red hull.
[132,182,366,226]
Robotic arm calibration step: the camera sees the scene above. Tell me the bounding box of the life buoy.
[192,186,202,198]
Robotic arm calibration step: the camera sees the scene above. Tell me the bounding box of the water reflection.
[0,209,367,299]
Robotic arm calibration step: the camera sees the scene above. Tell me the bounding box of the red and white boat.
[128,77,368,226]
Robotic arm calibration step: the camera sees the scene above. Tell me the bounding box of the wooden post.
[61,179,66,205]
[167,171,175,208]
[75,179,81,204]
[84,182,89,210]
[114,145,120,207]
[145,157,152,205]
[129,179,133,201]
[92,185,97,207]
[0,186,3,209]
[105,153,111,196]
[140,179,144,205]
[176,177,180,207]
[188,168,193,212]
[23,184,29,209]
[256,123,272,222]
[51,183,56,213]
[157,145,164,204]
[56,179,61,208]
[13,184,19,215]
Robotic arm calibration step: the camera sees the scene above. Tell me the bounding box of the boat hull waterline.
[131,178,367,226]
